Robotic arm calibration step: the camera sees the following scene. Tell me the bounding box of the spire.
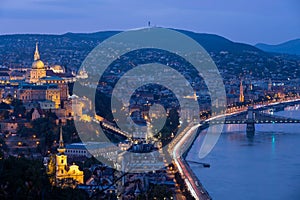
[57,123,65,154]
[34,42,40,61]
[59,125,64,148]
[239,80,244,103]
[268,78,272,91]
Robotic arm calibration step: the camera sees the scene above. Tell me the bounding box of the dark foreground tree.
[0,156,88,200]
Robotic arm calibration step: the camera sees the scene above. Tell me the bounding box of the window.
[61,159,63,164]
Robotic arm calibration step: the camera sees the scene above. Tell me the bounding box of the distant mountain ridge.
[0,28,268,71]
[1,28,300,81]
[255,39,300,55]
[0,28,265,55]
[176,29,265,55]
[60,29,266,55]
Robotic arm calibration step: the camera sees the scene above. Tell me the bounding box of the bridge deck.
[201,111,300,125]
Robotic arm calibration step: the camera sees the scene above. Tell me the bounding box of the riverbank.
[174,98,300,199]
[184,98,300,160]
[187,105,300,199]
[173,123,211,200]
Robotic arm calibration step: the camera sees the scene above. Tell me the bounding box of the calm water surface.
[187,106,300,200]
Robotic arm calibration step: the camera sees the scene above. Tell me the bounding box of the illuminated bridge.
[202,104,300,135]
[101,121,132,139]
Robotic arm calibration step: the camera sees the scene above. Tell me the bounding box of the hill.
[177,29,265,55]
[255,39,300,55]
[0,28,299,80]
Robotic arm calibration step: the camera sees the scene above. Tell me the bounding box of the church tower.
[49,124,84,187]
[30,42,46,83]
[55,125,68,181]
[268,78,272,91]
[239,80,244,103]
[34,42,40,61]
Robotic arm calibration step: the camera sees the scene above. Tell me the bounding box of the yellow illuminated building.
[17,84,61,108]
[239,80,244,103]
[16,42,69,109]
[30,42,46,83]
[47,126,84,188]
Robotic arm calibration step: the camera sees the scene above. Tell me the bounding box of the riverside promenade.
[172,123,212,200]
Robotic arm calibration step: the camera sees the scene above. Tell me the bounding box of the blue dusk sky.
[0,0,299,44]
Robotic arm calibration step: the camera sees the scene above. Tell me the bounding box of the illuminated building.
[17,84,61,108]
[40,76,68,101]
[239,80,244,103]
[15,43,69,109]
[50,65,65,74]
[183,91,198,101]
[47,125,84,188]
[29,42,46,83]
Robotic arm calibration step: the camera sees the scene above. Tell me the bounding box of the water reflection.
[187,105,300,200]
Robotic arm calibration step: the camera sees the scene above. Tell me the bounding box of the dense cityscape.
[0,27,299,199]
[0,1,300,199]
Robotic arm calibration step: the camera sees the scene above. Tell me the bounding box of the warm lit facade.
[239,80,244,103]
[17,84,61,108]
[40,76,68,101]
[29,43,47,83]
[47,126,84,188]
[16,43,69,108]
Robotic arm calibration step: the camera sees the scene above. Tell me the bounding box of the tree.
[0,138,7,159]
[11,99,26,118]
[31,117,57,154]
[147,184,173,200]
[0,157,88,200]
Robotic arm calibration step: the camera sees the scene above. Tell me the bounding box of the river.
[187,105,300,200]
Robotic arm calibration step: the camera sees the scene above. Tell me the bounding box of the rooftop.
[65,142,116,150]
[40,76,63,81]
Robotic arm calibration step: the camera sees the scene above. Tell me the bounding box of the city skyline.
[0,0,299,45]
[1,1,300,199]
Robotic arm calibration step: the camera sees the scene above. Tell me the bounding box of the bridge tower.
[246,106,255,136]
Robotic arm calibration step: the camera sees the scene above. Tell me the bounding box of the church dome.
[51,65,65,73]
[32,60,45,69]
